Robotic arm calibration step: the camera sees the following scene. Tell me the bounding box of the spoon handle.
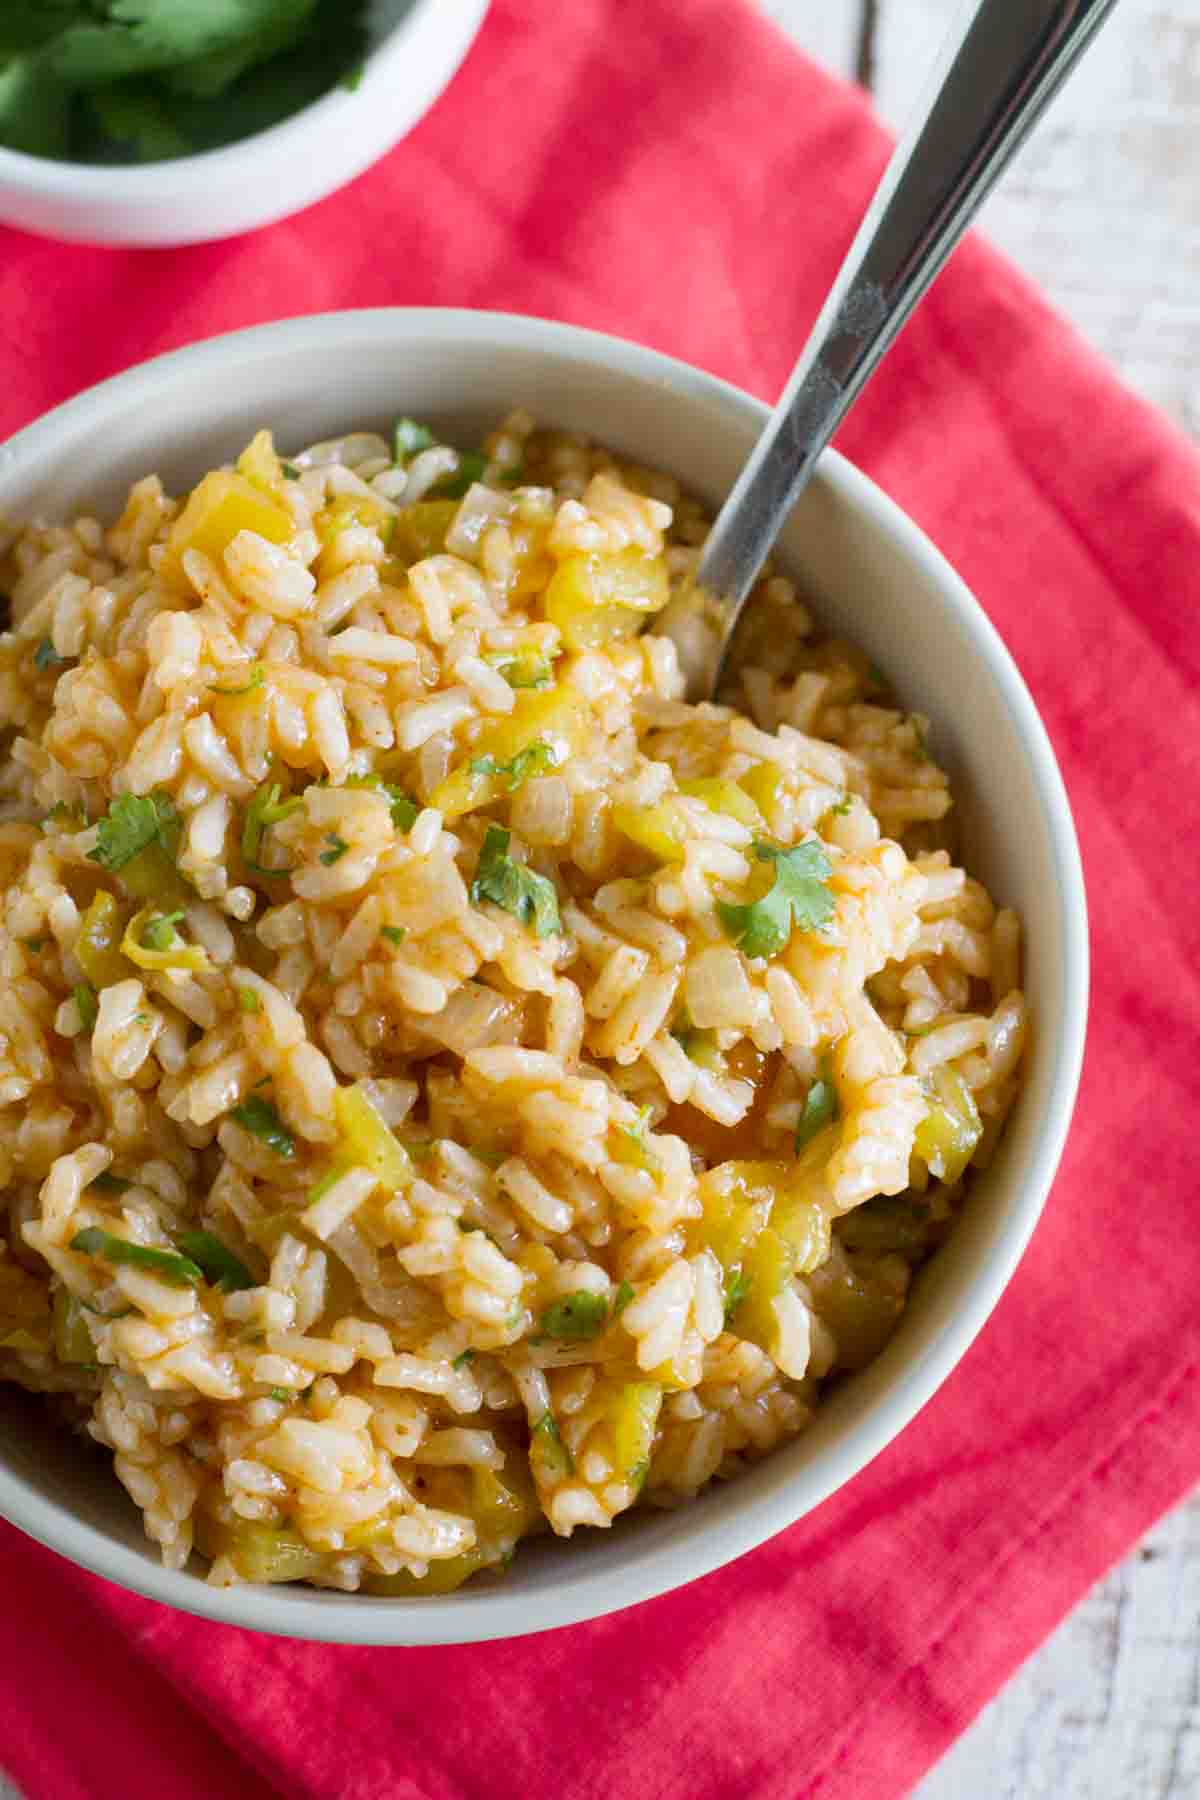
[688,0,1118,691]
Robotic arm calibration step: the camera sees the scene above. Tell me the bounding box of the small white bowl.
[0,310,1088,1643]
[0,1,489,246]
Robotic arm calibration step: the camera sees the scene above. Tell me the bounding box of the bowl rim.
[0,308,1089,1644]
[0,0,472,192]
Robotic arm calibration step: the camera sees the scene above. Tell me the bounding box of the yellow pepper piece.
[612,799,685,863]
[52,1287,94,1364]
[431,687,586,821]
[678,778,765,829]
[913,1065,982,1185]
[362,1549,499,1596]
[737,762,783,820]
[697,1159,776,1275]
[162,470,293,589]
[384,500,460,572]
[333,1083,412,1194]
[194,1514,326,1584]
[75,889,130,988]
[732,1226,796,1360]
[544,548,670,650]
[235,429,284,497]
[121,906,210,974]
[610,1381,663,1482]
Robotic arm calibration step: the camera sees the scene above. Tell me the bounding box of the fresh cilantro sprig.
[717,839,834,960]
[470,826,560,939]
[89,791,180,872]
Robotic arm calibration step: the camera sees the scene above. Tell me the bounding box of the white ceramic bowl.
[0,1,489,246]
[0,310,1087,1643]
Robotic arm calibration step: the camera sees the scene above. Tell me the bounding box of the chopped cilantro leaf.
[469,739,558,792]
[470,825,560,939]
[73,983,98,1030]
[70,1227,202,1288]
[393,417,436,462]
[828,793,853,818]
[229,1094,295,1159]
[380,925,406,946]
[319,833,349,865]
[796,1059,839,1151]
[89,790,180,873]
[538,1291,609,1342]
[237,987,260,1013]
[209,663,264,697]
[175,1230,255,1293]
[268,1386,293,1402]
[723,1268,752,1324]
[281,462,301,479]
[451,1349,475,1369]
[717,839,834,960]
[34,637,69,671]
[530,1410,574,1477]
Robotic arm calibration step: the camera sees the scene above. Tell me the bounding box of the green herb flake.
[343,774,418,832]
[612,1279,636,1318]
[470,825,560,939]
[393,417,436,463]
[70,1228,202,1289]
[73,983,98,1031]
[430,450,487,500]
[22,936,46,952]
[268,1386,293,1402]
[451,1349,475,1369]
[139,908,184,951]
[229,1094,296,1159]
[209,663,264,697]
[538,1290,609,1342]
[241,781,301,874]
[281,462,301,480]
[469,739,558,793]
[176,1230,255,1294]
[380,925,406,946]
[717,839,835,960]
[531,1410,574,1477]
[33,637,68,671]
[89,790,180,873]
[485,650,553,690]
[237,987,261,1013]
[319,833,349,866]
[795,1059,839,1152]
[723,1268,753,1325]
[828,793,853,819]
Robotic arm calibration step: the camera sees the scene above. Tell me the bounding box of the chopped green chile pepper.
[52,1287,95,1364]
[74,890,128,988]
[913,1066,982,1185]
[70,1228,203,1288]
[176,1231,256,1293]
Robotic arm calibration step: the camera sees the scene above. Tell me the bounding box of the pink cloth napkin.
[3,2,1200,1795]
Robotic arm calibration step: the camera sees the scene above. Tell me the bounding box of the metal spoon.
[673,0,1119,700]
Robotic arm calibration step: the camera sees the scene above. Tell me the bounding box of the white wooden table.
[761,3,1200,1795]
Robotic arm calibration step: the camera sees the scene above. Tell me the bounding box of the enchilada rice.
[0,415,1026,1592]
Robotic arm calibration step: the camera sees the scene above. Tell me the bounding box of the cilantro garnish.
[828,794,853,819]
[209,663,264,697]
[451,1348,475,1369]
[723,1268,752,1324]
[33,637,69,671]
[796,1058,839,1151]
[538,1291,609,1342]
[469,739,558,792]
[89,791,180,873]
[380,925,406,946]
[319,833,349,865]
[0,1,372,166]
[268,1386,293,1402]
[237,987,260,1013]
[229,1094,295,1159]
[281,462,301,480]
[470,825,560,939]
[717,839,834,960]
[344,774,418,831]
[393,417,436,462]
[612,1279,636,1318]
[73,983,98,1030]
